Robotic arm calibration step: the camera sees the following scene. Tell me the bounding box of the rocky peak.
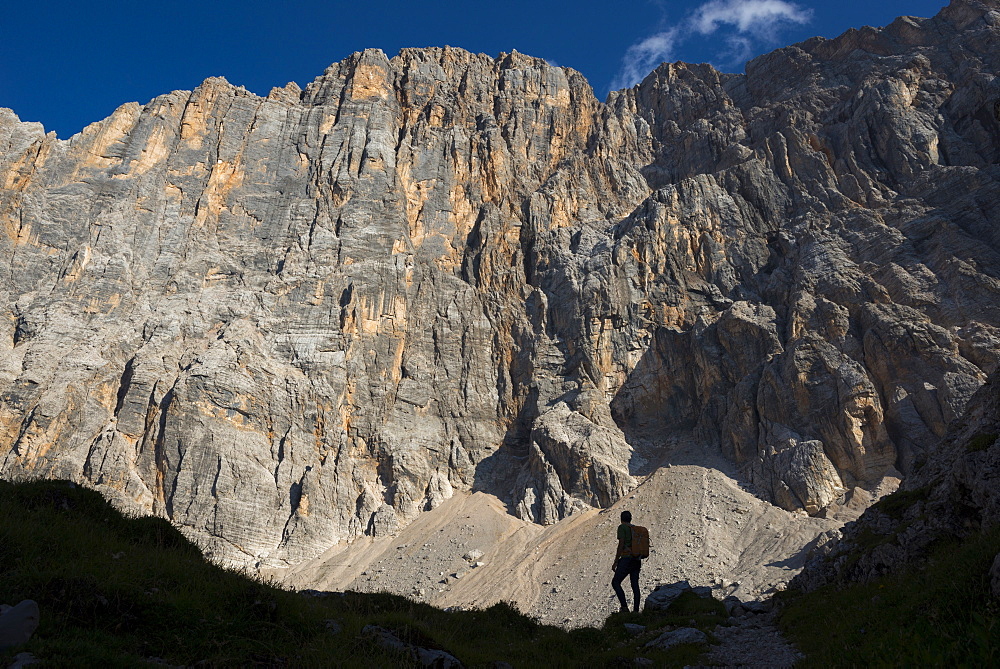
[0,2,999,573]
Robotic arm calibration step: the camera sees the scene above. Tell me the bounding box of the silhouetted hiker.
[612,510,643,613]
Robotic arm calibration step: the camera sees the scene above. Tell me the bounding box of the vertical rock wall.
[1,0,998,569]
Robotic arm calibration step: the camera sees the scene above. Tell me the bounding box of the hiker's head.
[621,510,632,524]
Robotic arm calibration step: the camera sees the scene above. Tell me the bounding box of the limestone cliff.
[1,0,998,569]
[791,367,1000,592]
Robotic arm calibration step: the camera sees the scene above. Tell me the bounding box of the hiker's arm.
[612,539,625,570]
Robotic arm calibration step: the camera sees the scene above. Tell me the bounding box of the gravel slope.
[273,448,846,629]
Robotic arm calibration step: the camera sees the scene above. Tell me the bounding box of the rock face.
[1,1,999,569]
[793,368,1000,591]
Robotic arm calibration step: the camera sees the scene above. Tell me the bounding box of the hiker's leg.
[611,562,629,611]
[629,560,641,612]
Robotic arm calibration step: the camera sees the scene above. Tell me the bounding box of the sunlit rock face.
[1,0,998,568]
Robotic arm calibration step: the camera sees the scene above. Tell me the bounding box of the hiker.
[611,510,644,613]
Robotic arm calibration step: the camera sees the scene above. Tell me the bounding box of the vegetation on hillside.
[5,477,999,667]
[0,479,721,667]
[778,526,1000,667]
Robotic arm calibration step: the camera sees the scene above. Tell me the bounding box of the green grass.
[870,486,930,521]
[0,479,716,667]
[778,526,1000,667]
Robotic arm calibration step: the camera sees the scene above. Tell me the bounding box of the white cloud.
[611,0,812,90]
[692,0,811,39]
[610,28,680,91]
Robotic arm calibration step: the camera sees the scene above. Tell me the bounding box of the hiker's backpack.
[629,525,650,559]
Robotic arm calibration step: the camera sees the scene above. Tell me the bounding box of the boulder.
[643,580,714,612]
[691,586,713,598]
[362,624,463,668]
[742,599,773,614]
[415,647,464,668]
[644,581,691,611]
[723,595,746,617]
[513,403,635,525]
[644,626,708,650]
[0,600,40,650]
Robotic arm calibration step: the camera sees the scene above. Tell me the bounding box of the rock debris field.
[273,442,849,631]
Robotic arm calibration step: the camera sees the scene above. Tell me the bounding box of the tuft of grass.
[966,433,998,453]
[778,525,1000,667]
[871,485,930,521]
[0,479,718,667]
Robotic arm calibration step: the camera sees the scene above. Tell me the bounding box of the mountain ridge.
[0,0,998,603]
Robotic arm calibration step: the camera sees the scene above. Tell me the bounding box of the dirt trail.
[702,610,804,668]
[273,451,840,630]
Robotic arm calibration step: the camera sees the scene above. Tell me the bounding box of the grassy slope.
[0,480,724,668]
[778,527,1000,667]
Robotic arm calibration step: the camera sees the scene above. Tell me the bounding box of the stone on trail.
[723,595,746,617]
[644,580,691,611]
[415,647,463,668]
[644,580,712,611]
[644,626,708,650]
[743,599,773,614]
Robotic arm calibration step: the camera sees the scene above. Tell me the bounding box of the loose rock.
[0,600,40,650]
[362,625,463,668]
[644,626,708,650]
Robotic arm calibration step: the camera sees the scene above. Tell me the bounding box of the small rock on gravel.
[644,626,708,650]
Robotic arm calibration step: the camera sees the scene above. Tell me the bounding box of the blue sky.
[2,1,949,138]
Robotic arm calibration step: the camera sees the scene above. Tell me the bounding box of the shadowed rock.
[0,600,40,650]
